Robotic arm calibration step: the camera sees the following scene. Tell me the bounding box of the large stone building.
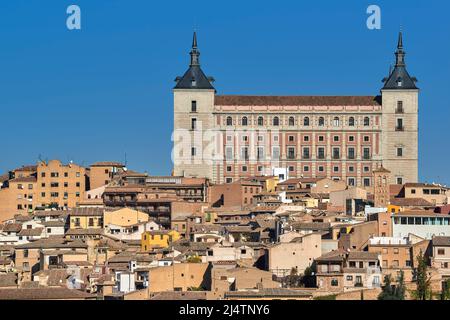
[173,32,419,187]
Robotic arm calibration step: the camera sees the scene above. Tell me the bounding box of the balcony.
[395,108,404,114]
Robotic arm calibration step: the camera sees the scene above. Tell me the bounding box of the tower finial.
[395,31,406,67]
[189,31,200,66]
[397,30,403,49]
[192,31,198,49]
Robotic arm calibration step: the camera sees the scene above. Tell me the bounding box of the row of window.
[191,100,406,114]
[227,134,373,143]
[40,172,82,178]
[394,216,450,225]
[224,115,373,127]
[224,146,373,160]
[41,192,80,198]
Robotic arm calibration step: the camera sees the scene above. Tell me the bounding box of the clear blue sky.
[0,0,449,184]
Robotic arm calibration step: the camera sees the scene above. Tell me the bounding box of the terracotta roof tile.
[215,95,381,106]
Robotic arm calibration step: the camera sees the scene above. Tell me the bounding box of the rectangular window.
[438,249,445,255]
[333,147,340,159]
[288,135,295,142]
[287,147,296,160]
[396,118,404,131]
[272,146,280,160]
[317,147,325,159]
[226,147,233,161]
[191,100,197,112]
[241,147,249,160]
[363,147,371,160]
[191,147,196,157]
[191,118,197,130]
[363,178,371,187]
[347,147,355,159]
[257,147,265,160]
[397,147,403,157]
[396,101,404,113]
[348,178,355,186]
[302,147,310,159]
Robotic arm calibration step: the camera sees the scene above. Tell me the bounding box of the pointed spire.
[381,31,418,90]
[190,31,200,66]
[395,31,406,67]
[192,31,198,49]
[397,30,403,49]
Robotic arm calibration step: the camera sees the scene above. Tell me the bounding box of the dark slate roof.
[174,32,215,90]
[174,65,215,90]
[382,66,418,90]
[382,32,418,90]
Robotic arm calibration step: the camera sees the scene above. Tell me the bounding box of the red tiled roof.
[215,95,381,106]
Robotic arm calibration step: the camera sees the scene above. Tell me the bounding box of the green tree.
[301,266,316,288]
[396,270,406,300]
[378,274,396,300]
[440,279,450,300]
[415,250,432,300]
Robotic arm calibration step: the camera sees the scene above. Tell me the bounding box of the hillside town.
[0,159,449,300]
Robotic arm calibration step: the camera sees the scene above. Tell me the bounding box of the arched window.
[349,117,355,127]
[289,116,295,126]
[273,117,279,126]
[257,116,264,126]
[242,116,248,126]
[303,117,310,126]
[333,117,340,127]
[226,116,233,126]
[318,117,325,126]
[364,117,370,126]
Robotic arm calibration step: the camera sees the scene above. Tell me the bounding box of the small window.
[397,147,403,157]
[303,117,310,126]
[273,117,280,126]
[226,116,233,126]
[257,116,264,126]
[348,117,355,126]
[333,117,340,127]
[191,100,197,112]
[318,117,324,126]
[191,147,197,157]
[242,116,248,126]
[364,117,370,126]
[191,118,197,130]
[289,117,295,126]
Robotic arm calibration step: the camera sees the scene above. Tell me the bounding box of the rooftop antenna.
[124,152,128,167]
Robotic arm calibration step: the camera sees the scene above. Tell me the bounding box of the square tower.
[381,32,419,184]
[173,32,216,179]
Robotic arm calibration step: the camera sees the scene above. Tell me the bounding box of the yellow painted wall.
[70,216,102,229]
[141,230,181,251]
[104,208,148,227]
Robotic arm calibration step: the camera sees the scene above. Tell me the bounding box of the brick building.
[173,32,419,187]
